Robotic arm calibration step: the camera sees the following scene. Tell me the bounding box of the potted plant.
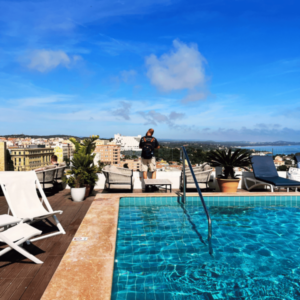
[206,149,251,193]
[84,166,98,197]
[65,152,98,199]
[63,174,86,202]
[69,135,99,196]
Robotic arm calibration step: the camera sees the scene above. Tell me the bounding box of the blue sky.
[0,0,299,141]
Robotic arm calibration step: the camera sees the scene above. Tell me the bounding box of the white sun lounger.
[0,214,43,264]
[0,171,65,242]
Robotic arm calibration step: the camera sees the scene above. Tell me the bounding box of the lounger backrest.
[251,156,278,178]
[36,169,56,183]
[0,172,51,218]
[55,167,66,180]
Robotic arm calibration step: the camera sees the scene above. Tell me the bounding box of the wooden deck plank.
[0,277,27,300]
[49,196,94,256]
[20,255,63,300]
[8,278,33,300]
[0,189,95,300]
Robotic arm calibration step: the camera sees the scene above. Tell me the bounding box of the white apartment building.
[112,134,142,151]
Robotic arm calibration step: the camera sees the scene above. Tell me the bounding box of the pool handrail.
[181,146,212,241]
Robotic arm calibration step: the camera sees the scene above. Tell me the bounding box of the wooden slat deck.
[0,189,95,300]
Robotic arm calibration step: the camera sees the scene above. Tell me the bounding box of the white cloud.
[120,69,136,83]
[169,111,185,120]
[112,101,132,120]
[25,50,81,72]
[111,69,137,84]
[182,91,208,103]
[139,110,185,127]
[145,40,209,102]
[15,94,75,107]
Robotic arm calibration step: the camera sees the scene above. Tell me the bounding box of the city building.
[53,144,68,163]
[10,147,54,171]
[95,139,116,146]
[95,139,109,146]
[93,144,121,166]
[61,140,75,159]
[120,158,141,171]
[274,156,285,167]
[112,134,141,152]
[0,142,7,171]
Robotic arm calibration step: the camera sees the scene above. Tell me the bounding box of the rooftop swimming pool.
[112,196,300,299]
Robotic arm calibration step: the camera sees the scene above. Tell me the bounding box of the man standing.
[139,128,160,179]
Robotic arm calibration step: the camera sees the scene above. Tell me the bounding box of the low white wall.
[91,171,183,190]
[66,170,288,191]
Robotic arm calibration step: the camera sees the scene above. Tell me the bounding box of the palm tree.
[69,135,99,155]
[206,148,251,179]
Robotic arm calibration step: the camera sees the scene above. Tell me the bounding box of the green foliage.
[64,135,99,187]
[123,154,139,160]
[277,165,288,171]
[96,160,108,173]
[206,148,251,179]
[154,147,181,163]
[69,135,99,155]
[185,147,207,165]
[154,146,206,164]
[63,157,70,167]
[63,174,84,188]
[64,152,98,186]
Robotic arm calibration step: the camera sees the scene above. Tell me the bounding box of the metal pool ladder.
[181,147,213,252]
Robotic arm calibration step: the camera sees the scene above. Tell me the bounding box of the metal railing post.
[181,146,213,253]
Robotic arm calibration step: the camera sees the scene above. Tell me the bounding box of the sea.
[240,145,300,156]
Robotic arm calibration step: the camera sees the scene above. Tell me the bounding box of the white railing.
[65,171,289,190]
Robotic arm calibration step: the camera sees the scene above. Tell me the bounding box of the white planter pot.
[71,187,86,202]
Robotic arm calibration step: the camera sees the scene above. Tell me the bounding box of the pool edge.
[41,191,300,299]
[41,194,120,300]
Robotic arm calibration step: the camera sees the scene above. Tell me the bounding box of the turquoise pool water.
[112,196,300,299]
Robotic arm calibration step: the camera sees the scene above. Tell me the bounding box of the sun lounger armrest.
[107,171,132,177]
[115,168,133,176]
[0,215,22,227]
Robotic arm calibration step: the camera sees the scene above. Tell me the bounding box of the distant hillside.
[160,139,300,146]
[1,134,113,141]
[1,134,85,140]
[2,135,299,146]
